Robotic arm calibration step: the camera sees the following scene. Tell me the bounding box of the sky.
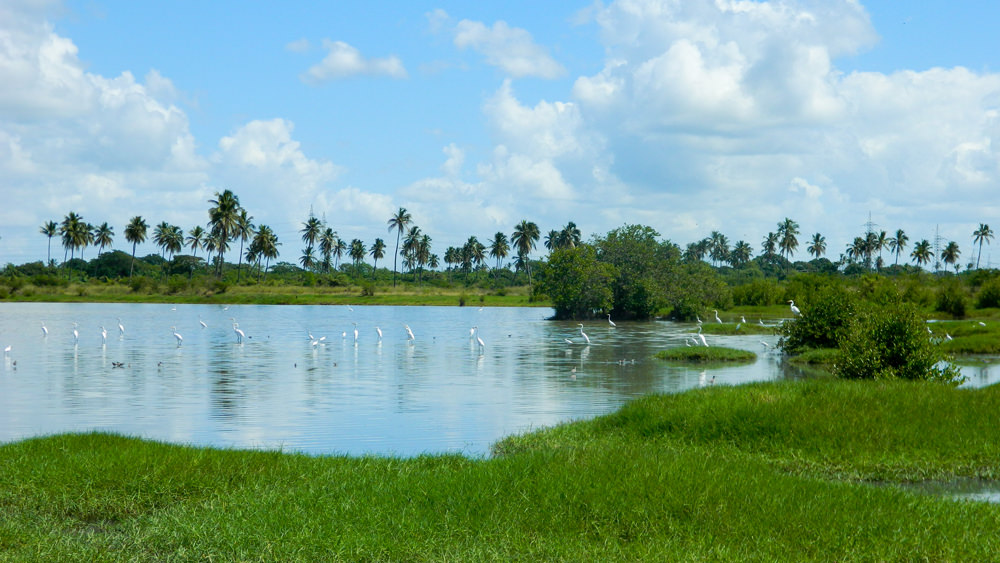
[2,0,999,268]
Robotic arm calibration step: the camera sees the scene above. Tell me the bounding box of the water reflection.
[1,302,998,457]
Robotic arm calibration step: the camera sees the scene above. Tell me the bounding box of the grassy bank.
[2,282,544,308]
[3,380,999,560]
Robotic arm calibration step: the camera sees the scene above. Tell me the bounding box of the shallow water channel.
[2,303,998,459]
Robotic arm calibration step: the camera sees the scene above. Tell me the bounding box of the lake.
[1,302,998,457]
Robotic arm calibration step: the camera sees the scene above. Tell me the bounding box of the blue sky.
[2,0,999,268]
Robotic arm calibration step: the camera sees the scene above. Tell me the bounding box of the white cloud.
[452,18,566,79]
[301,40,407,83]
[285,38,311,53]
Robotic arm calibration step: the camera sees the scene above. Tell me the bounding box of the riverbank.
[2,379,998,560]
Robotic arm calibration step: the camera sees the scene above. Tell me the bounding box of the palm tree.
[59,212,84,262]
[301,215,323,251]
[807,233,826,259]
[729,240,753,268]
[710,232,730,267]
[761,232,778,260]
[888,229,908,266]
[187,226,206,259]
[544,229,559,252]
[208,190,241,276]
[876,231,888,264]
[250,225,280,282]
[234,209,254,281]
[40,221,58,265]
[124,216,148,279]
[416,234,432,282]
[319,227,337,273]
[92,222,114,256]
[349,239,366,277]
[402,226,422,279]
[511,220,540,287]
[558,221,582,249]
[942,241,961,273]
[333,237,346,270]
[153,222,173,258]
[776,218,800,263]
[387,207,412,287]
[911,239,933,269]
[369,238,386,279]
[444,246,459,279]
[300,246,316,271]
[973,223,994,269]
[489,232,510,280]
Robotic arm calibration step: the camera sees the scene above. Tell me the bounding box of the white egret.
[199,318,208,328]
[760,341,770,349]
[945,333,953,341]
[376,327,383,341]
[685,340,691,347]
[607,314,617,327]
[978,321,987,327]
[564,338,573,345]
[759,318,766,326]
[72,322,79,343]
[788,300,801,316]
[473,326,485,352]
[233,323,245,343]
[696,314,702,324]
[741,316,747,324]
[3,345,10,355]
[117,318,125,336]
[404,325,415,341]
[713,310,722,323]
[41,322,49,337]
[577,324,590,344]
[171,326,183,345]
[697,326,708,347]
[352,322,359,343]
[100,326,107,345]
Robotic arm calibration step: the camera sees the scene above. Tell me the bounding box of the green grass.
[5,380,999,560]
[787,347,840,365]
[655,346,757,364]
[698,321,780,335]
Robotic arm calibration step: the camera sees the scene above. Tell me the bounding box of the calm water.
[1,303,998,457]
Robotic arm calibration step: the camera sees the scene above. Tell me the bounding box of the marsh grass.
[654,346,757,364]
[5,380,999,560]
[698,322,779,335]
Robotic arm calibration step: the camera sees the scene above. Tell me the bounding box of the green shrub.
[835,302,963,384]
[935,281,968,318]
[731,279,783,307]
[976,278,1000,309]
[780,285,856,354]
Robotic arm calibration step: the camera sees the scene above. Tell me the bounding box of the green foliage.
[835,302,963,383]
[935,280,968,318]
[976,277,1000,309]
[665,261,732,320]
[535,245,615,320]
[654,346,756,363]
[780,285,856,354]
[731,278,783,306]
[595,224,677,319]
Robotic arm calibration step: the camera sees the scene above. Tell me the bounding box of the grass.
[5,380,998,560]
[4,282,545,308]
[654,346,757,364]
[787,347,840,366]
[698,321,780,335]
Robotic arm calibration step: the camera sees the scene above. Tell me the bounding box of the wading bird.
[376,327,383,341]
[100,326,107,345]
[117,318,125,337]
[171,326,183,345]
[473,326,485,352]
[607,314,616,327]
[788,300,801,316]
[40,322,48,337]
[577,324,590,344]
[714,310,722,323]
[404,325,415,341]
[233,322,245,343]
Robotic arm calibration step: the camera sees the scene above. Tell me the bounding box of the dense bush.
[935,281,968,318]
[779,285,857,354]
[835,302,963,384]
[976,278,1000,308]
[731,279,783,306]
[535,245,615,320]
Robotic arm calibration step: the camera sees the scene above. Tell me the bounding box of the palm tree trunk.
[393,232,401,287]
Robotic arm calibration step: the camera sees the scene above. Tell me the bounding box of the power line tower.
[932,224,944,273]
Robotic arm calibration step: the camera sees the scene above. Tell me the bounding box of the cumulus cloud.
[431,10,566,79]
[301,40,407,83]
